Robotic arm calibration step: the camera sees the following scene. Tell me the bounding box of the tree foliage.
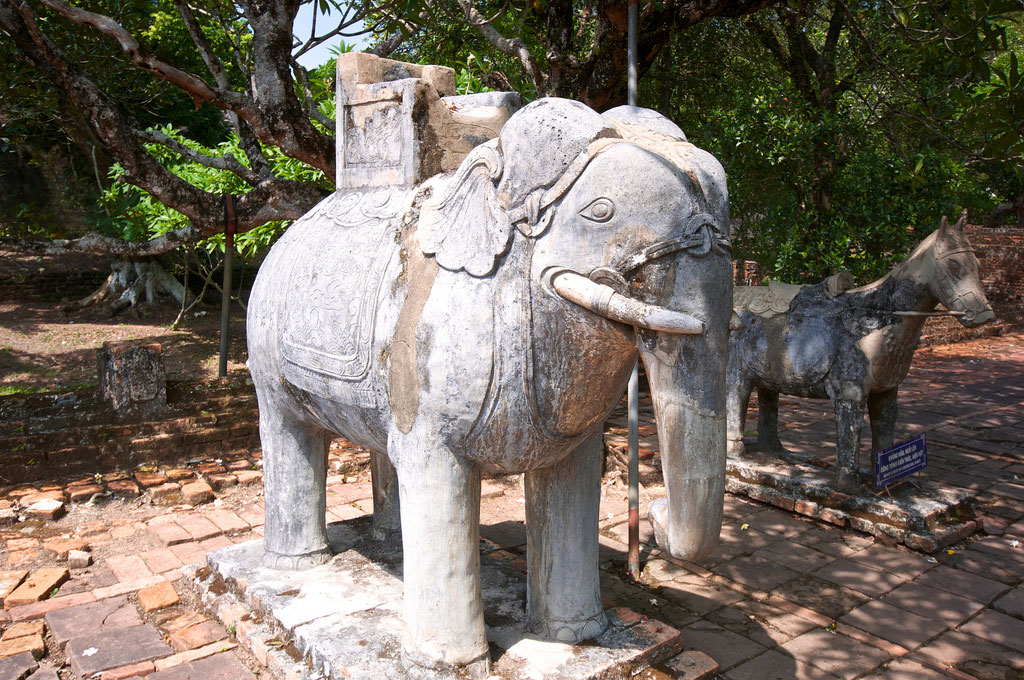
[0,0,1020,289]
[655,0,1022,282]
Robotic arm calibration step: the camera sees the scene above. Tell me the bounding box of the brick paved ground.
[1,333,1022,679]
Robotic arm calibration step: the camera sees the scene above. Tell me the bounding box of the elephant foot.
[401,647,491,680]
[535,611,609,644]
[262,546,333,570]
[649,497,670,555]
[726,438,745,456]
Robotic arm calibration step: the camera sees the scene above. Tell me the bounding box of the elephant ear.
[419,141,512,277]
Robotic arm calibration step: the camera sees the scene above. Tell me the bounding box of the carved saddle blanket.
[279,189,409,406]
[734,271,854,317]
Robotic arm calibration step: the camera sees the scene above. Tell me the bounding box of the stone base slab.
[187,518,682,679]
[726,450,979,552]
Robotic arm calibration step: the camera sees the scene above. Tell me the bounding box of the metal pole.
[627,0,638,107]
[219,195,236,379]
[626,0,641,582]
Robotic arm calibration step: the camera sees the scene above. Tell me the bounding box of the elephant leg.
[756,387,786,453]
[525,431,608,643]
[868,388,898,455]
[832,395,866,494]
[258,394,332,569]
[727,377,754,456]
[369,449,401,541]
[392,433,489,677]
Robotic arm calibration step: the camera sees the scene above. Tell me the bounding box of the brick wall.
[0,376,260,485]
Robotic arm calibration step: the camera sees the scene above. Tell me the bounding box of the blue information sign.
[874,435,927,489]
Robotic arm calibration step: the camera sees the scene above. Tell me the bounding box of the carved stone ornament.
[726,215,995,492]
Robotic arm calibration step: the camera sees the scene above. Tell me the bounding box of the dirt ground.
[0,249,250,395]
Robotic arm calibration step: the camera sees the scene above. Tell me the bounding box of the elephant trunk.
[636,255,730,562]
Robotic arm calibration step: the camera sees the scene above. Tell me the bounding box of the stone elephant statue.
[247,97,733,677]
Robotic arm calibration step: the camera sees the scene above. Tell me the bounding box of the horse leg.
[726,365,753,456]
[832,393,866,493]
[756,387,786,454]
[868,389,898,455]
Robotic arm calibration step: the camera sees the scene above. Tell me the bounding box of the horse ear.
[419,142,512,277]
[954,211,968,232]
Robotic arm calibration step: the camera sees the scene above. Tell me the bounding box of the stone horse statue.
[727,215,995,492]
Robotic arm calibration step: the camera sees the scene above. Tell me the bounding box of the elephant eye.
[579,197,615,223]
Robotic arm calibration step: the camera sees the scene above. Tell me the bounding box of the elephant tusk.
[548,269,705,334]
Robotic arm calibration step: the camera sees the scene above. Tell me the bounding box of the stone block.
[24,498,64,521]
[98,660,154,679]
[168,622,229,655]
[4,569,69,609]
[0,571,29,607]
[334,52,518,190]
[180,480,214,506]
[96,342,167,419]
[663,650,719,679]
[0,634,45,660]
[67,484,105,504]
[134,472,167,488]
[206,473,237,490]
[106,555,152,583]
[42,537,88,560]
[0,651,36,679]
[145,651,250,680]
[45,596,142,649]
[106,480,142,498]
[66,624,171,678]
[233,470,262,486]
[137,581,180,612]
[154,639,237,670]
[25,661,59,680]
[1,621,44,641]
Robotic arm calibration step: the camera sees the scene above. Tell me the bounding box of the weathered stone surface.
[0,571,28,607]
[168,620,228,652]
[45,596,142,648]
[247,82,734,676]
[137,581,180,612]
[66,624,171,677]
[4,569,68,609]
[663,650,720,679]
[180,480,214,506]
[0,634,45,660]
[97,341,167,419]
[25,662,59,680]
[727,215,994,491]
[1,621,44,641]
[196,529,683,679]
[67,550,92,569]
[0,651,37,680]
[23,498,64,521]
[146,652,251,680]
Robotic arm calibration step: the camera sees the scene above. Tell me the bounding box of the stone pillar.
[96,341,167,419]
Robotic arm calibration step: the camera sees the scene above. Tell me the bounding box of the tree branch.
[135,128,263,185]
[172,0,230,90]
[451,0,547,96]
[37,0,250,113]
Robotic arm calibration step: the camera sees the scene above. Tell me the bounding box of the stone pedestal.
[187,518,682,680]
[96,341,167,419]
[726,450,978,551]
[335,52,520,190]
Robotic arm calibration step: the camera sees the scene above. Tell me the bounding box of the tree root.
[62,259,189,315]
